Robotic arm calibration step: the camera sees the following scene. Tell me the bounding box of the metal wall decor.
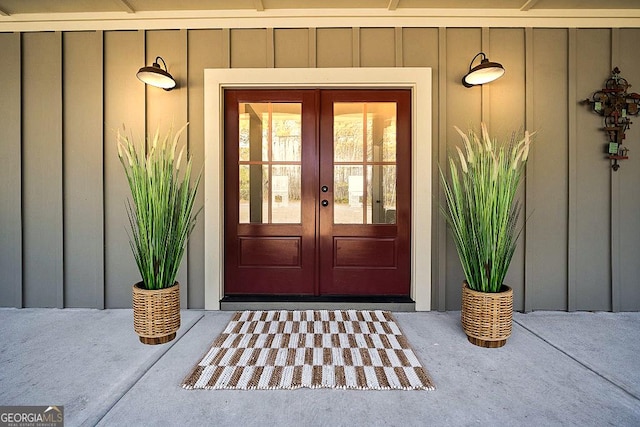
[584,67,640,171]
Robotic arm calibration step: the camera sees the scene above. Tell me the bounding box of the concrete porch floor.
[0,308,639,426]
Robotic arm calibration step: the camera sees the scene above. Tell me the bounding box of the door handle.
[321,200,329,207]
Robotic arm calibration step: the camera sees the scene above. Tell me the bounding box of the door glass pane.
[382,165,397,224]
[271,105,302,162]
[333,165,364,224]
[271,165,301,224]
[238,164,250,223]
[366,164,398,224]
[239,102,302,224]
[333,102,397,224]
[333,103,364,162]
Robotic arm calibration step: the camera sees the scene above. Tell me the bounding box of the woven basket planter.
[132,282,181,345]
[461,281,513,348]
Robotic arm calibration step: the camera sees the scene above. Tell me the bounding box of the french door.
[224,89,411,296]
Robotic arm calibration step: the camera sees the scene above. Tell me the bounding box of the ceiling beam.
[254,0,265,12]
[113,0,135,14]
[388,0,400,11]
[520,0,540,11]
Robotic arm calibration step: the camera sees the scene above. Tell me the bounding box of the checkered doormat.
[182,310,435,390]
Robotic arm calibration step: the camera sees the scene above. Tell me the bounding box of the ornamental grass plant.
[118,123,201,290]
[440,123,533,293]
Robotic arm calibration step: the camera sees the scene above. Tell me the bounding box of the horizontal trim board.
[2,9,640,31]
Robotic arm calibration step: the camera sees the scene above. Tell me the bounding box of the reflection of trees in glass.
[333,114,397,212]
[239,114,250,161]
[239,113,302,201]
[383,165,396,211]
[239,166,249,201]
[270,117,302,200]
[334,118,363,162]
[269,118,301,160]
[239,105,397,212]
[383,123,396,161]
[333,116,372,204]
[334,115,374,162]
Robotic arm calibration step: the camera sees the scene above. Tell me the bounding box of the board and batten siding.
[63,30,104,308]
[0,32,21,308]
[0,27,639,311]
[22,32,63,309]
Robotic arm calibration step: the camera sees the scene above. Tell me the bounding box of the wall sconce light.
[136,56,176,91]
[462,52,505,88]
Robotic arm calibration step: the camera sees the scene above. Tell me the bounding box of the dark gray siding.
[0,32,21,308]
[0,26,639,311]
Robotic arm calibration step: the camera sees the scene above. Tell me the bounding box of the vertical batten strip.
[567,28,577,312]
[56,31,64,310]
[181,28,190,308]
[142,30,148,135]
[352,27,360,67]
[610,28,620,312]
[395,27,403,67]
[480,28,490,123]
[98,30,105,310]
[180,28,190,307]
[437,27,447,311]
[0,32,22,308]
[524,28,534,313]
[308,28,317,68]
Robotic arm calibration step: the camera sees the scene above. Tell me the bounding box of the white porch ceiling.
[0,0,638,16]
[1,0,639,30]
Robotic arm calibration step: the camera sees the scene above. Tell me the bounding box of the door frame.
[204,67,432,310]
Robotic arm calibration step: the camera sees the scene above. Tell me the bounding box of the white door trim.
[204,67,432,310]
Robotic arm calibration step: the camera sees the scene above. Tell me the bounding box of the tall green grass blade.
[440,124,533,293]
[117,123,202,290]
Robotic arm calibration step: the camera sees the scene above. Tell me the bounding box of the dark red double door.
[224,89,411,296]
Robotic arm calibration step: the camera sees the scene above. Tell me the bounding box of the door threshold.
[220,295,415,312]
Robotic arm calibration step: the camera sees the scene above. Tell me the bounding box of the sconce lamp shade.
[462,52,505,88]
[136,56,176,90]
